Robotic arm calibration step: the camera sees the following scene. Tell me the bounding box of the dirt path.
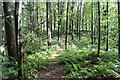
[29,43,66,80]
[30,61,66,80]
[38,61,65,78]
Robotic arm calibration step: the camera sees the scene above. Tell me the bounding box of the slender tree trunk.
[50,2,52,38]
[54,3,56,31]
[79,2,82,40]
[81,13,84,30]
[0,2,2,52]
[81,9,84,31]
[3,2,17,58]
[37,2,39,26]
[97,1,100,56]
[76,6,79,37]
[102,5,106,42]
[81,7,84,32]
[46,2,52,46]
[106,2,109,51]
[69,4,71,36]
[46,2,49,38]
[91,3,93,44]
[59,3,63,37]
[94,3,97,43]
[15,1,19,57]
[15,1,23,79]
[15,1,22,79]
[71,2,74,40]
[58,2,60,41]
[61,2,66,37]
[33,2,35,31]
[118,0,120,58]
[65,2,69,49]
[85,14,87,31]
[19,1,23,79]
[0,2,3,78]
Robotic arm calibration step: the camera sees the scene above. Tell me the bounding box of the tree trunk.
[15,1,23,79]
[46,2,49,38]
[58,2,60,41]
[71,2,74,40]
[97,1,100,56]
[91,3,93,44]
[79,2,82,40]
[15,1,19,57]
[76,6,79,37]
[0,1,3,78]
[46,2,52,46]
[37,2,39,27]
[106,2,109,51]
[94,3,97,44]
[3,2,17,58]
[60,2,64,38]
[54,3,56,31]
[65,2,69,49]
[118,0,120,58]
[50,2,52,38]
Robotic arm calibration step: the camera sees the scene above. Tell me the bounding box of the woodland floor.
[3,34,118,80]
[29,36,83,80]
[29,60,66,80]
[31,61,66,80]
[29,44,67,80]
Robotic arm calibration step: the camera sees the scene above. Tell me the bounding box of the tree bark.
[58,2,60,41]
[106,2,109,51]
[54,3,56,31]
[46,2,49,38]
[76,6,79,37]
[15,1,23,79]
[94,3,97,44]
[0,1,3,78]
[3,2,17,58]
[50,2,52,38]
[65,2,69,49]
[37,2,39,26]
[79,2,82,40]
[118,0,120,58]
[71,2,74,40]
[15,1,19,57]
[97,1,100,56]
[46,2,52,46]
[91,3,93,44]
[60,2,64,38]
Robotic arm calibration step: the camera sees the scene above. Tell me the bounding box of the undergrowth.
[57,46,120,78]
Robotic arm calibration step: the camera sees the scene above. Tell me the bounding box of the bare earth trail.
[30,38,74,80]
[30,61,66,80]
[30,45,66,80]
[39,61,65,78]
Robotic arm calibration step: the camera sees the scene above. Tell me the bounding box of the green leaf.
[72,63,78,71]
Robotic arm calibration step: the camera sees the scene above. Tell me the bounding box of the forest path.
[30,60,66,80]
[30,36,84,80]
[30,48,66,80]
[37,61,65,78]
